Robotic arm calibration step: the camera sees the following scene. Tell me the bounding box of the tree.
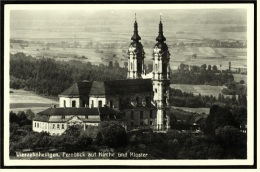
[212,65,218,72]
[208,65,212,71]
[124,62,128,68]
[108,61,113,68]
[99,121,127,148]
[239,80,245,84]
[114,60,120,68]
[204,105,239,135]
[25,109,35,121]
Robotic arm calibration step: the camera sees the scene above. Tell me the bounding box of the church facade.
[33,16,171,135]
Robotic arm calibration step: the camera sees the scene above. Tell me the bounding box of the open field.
[233,74,247,84]
[10,45,247,71]
[173,106,210,115]
[10,89,58,114]
[171,84,226,97]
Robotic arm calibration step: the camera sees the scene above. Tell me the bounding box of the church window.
[53,124,55,129]
[140,111,143,119]
[61,124,64,129]
[37,123,39,128]
[163,96,167,104]
[110,100,113,108]
[98,100,102,107]
[72,100,76,107]
[35,122,36,127]
[57,124,60,129]
[155,89,157,93]
[63,100,66,107]
[126,97,130,104]
[163,63,167,74]
[146,96,150,105]
[119,98,122,108]
[136,97,139,103]
[150,110,153,118]
[131,111,134,120]
[163,111,167,118]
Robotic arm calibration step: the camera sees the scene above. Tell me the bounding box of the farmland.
[173,107,210,115]
[171,84,226,97]
[10,89,58,114]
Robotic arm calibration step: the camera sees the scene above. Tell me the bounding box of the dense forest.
[10,53,128,96]
[171,63,234,85]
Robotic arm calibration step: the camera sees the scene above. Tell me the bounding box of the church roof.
[59,81,92,96]
[59,79,153,96]
[104,79,152,95]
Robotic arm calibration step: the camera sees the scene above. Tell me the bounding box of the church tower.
[152,16,171,130]
[127,14,145,79]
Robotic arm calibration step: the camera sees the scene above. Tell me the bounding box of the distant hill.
[85,27,111,32]
[220,26,247,32]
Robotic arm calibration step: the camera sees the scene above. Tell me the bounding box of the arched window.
[131,111,134,120]
[140,111,143,119]
[136,97,139,104]
[72,100,76,107]
[98,100,102,107]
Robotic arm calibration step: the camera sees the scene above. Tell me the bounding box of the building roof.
[34,107,122,123]
[59,81,92,96]
[104,79,152,95]
[59,79,153,96]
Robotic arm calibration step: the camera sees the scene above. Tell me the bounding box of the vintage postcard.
[2,2,257,169]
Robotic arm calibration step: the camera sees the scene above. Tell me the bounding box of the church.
[33,16,171,135]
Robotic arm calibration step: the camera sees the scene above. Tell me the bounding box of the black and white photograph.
[1,2,257,169]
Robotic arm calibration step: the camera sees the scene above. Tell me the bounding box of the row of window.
[34,122,47,129]
[52,124,65,130]
[34,122,67,130]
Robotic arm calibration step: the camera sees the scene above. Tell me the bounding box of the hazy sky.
[9,8,247,41]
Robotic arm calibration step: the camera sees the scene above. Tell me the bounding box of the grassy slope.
[10,89,58,114]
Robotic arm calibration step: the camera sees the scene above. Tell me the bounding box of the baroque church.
[33,16,171,135]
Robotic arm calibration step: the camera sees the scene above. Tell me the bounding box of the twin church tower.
[127,15,171,130]
[32,15,171,135]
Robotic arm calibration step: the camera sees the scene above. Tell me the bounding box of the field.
[173,107,210,115]
[171,84,226,97]
[233,74,247,84]
[10,89,58,114]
